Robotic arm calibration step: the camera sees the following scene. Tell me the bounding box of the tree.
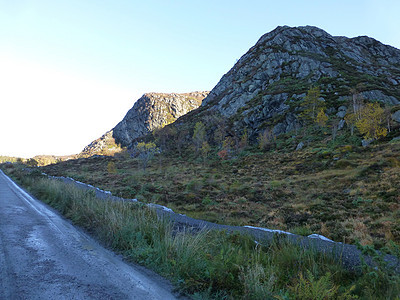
[131,142,158,171]
[258,128,275,151]
[349,85,365,120]
[26,158,38,167]
[175,127,189,157]
[239,129,249,149]
[300,86,325,123]
[384,106,393,133]
[213,119,227,147]
[344,86,366,136]
[344,112,357,136]
[201,141,211,164]
[316,108,328,127]
[331,120,339,141]
[355,102,387,140]
[153,125,176,152]
[192,121,206,153]
[107,161,117,174]
[222,136,235,150]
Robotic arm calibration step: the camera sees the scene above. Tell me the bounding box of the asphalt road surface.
[0,170,179,300]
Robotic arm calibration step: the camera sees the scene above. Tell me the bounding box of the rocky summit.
[81,91,209,156]
[113,91,209,146]
[200,25,400,137]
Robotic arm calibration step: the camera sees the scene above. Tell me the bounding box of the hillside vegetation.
[43,118,400,250]
[3,25,400,298]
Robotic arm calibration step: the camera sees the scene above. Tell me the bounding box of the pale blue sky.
[1,0,399,157]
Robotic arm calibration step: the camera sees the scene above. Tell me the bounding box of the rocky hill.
[194,26,400,138]
[83,26,400,156]
[113,91,208,146]
[81,91,209,156]
[81,130,119,157]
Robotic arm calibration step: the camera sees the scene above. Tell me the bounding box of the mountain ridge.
[194,25,400,139]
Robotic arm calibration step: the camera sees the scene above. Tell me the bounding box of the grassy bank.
[43,136,400,251]
[2,163,400,299]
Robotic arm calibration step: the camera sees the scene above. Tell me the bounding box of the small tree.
[316,108,328,127]
[176,127,188,157]
[384,106,393,133]
[213,117,228,147]
[239,129,249,149]
[217,149,228,160]
[349,86,364,120]
[107,161,117,174]
[258,129,275,151]
[222,136,235,150]
[331,121,339,141]
[153,125,176,152]
[132,142,158,171]
[355,102,387,140]
[192,121,206,153]
[344,112,357,136]
[26,158,38,167]
[201,141,211,164]
[300,86,325,123]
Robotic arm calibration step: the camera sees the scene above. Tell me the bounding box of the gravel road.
[0,170,179,300]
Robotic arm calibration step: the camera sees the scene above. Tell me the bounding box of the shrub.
[258,129,275,151]
[289,271,340,300]
[201,196,213,206]
[217,149,228,160]
[131,142,158,171]
[107,161,117,174]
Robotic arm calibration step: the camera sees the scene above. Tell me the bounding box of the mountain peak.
[201,25,400,138]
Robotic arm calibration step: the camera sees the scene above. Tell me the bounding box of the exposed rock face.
[200,26,400,137]
[81,92,209,156]
[81,130,119,157]
[113,91,208,147]
[392,110,400,123]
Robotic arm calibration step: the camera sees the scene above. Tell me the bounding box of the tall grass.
[3,165,400,299]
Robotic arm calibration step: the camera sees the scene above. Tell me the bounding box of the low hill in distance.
[0,154,77,166]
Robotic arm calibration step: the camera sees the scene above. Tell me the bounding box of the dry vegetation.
[42,132,400,251]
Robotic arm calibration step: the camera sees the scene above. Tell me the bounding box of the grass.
[2,163,400,299]
[41,131,400,251]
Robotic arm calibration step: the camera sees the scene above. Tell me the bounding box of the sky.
[1,0,399,158]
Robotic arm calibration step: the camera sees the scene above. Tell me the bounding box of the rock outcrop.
[113,91,208,147]
[81,91,208,156]
[81,130,119,157]
[199,26,400,137]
